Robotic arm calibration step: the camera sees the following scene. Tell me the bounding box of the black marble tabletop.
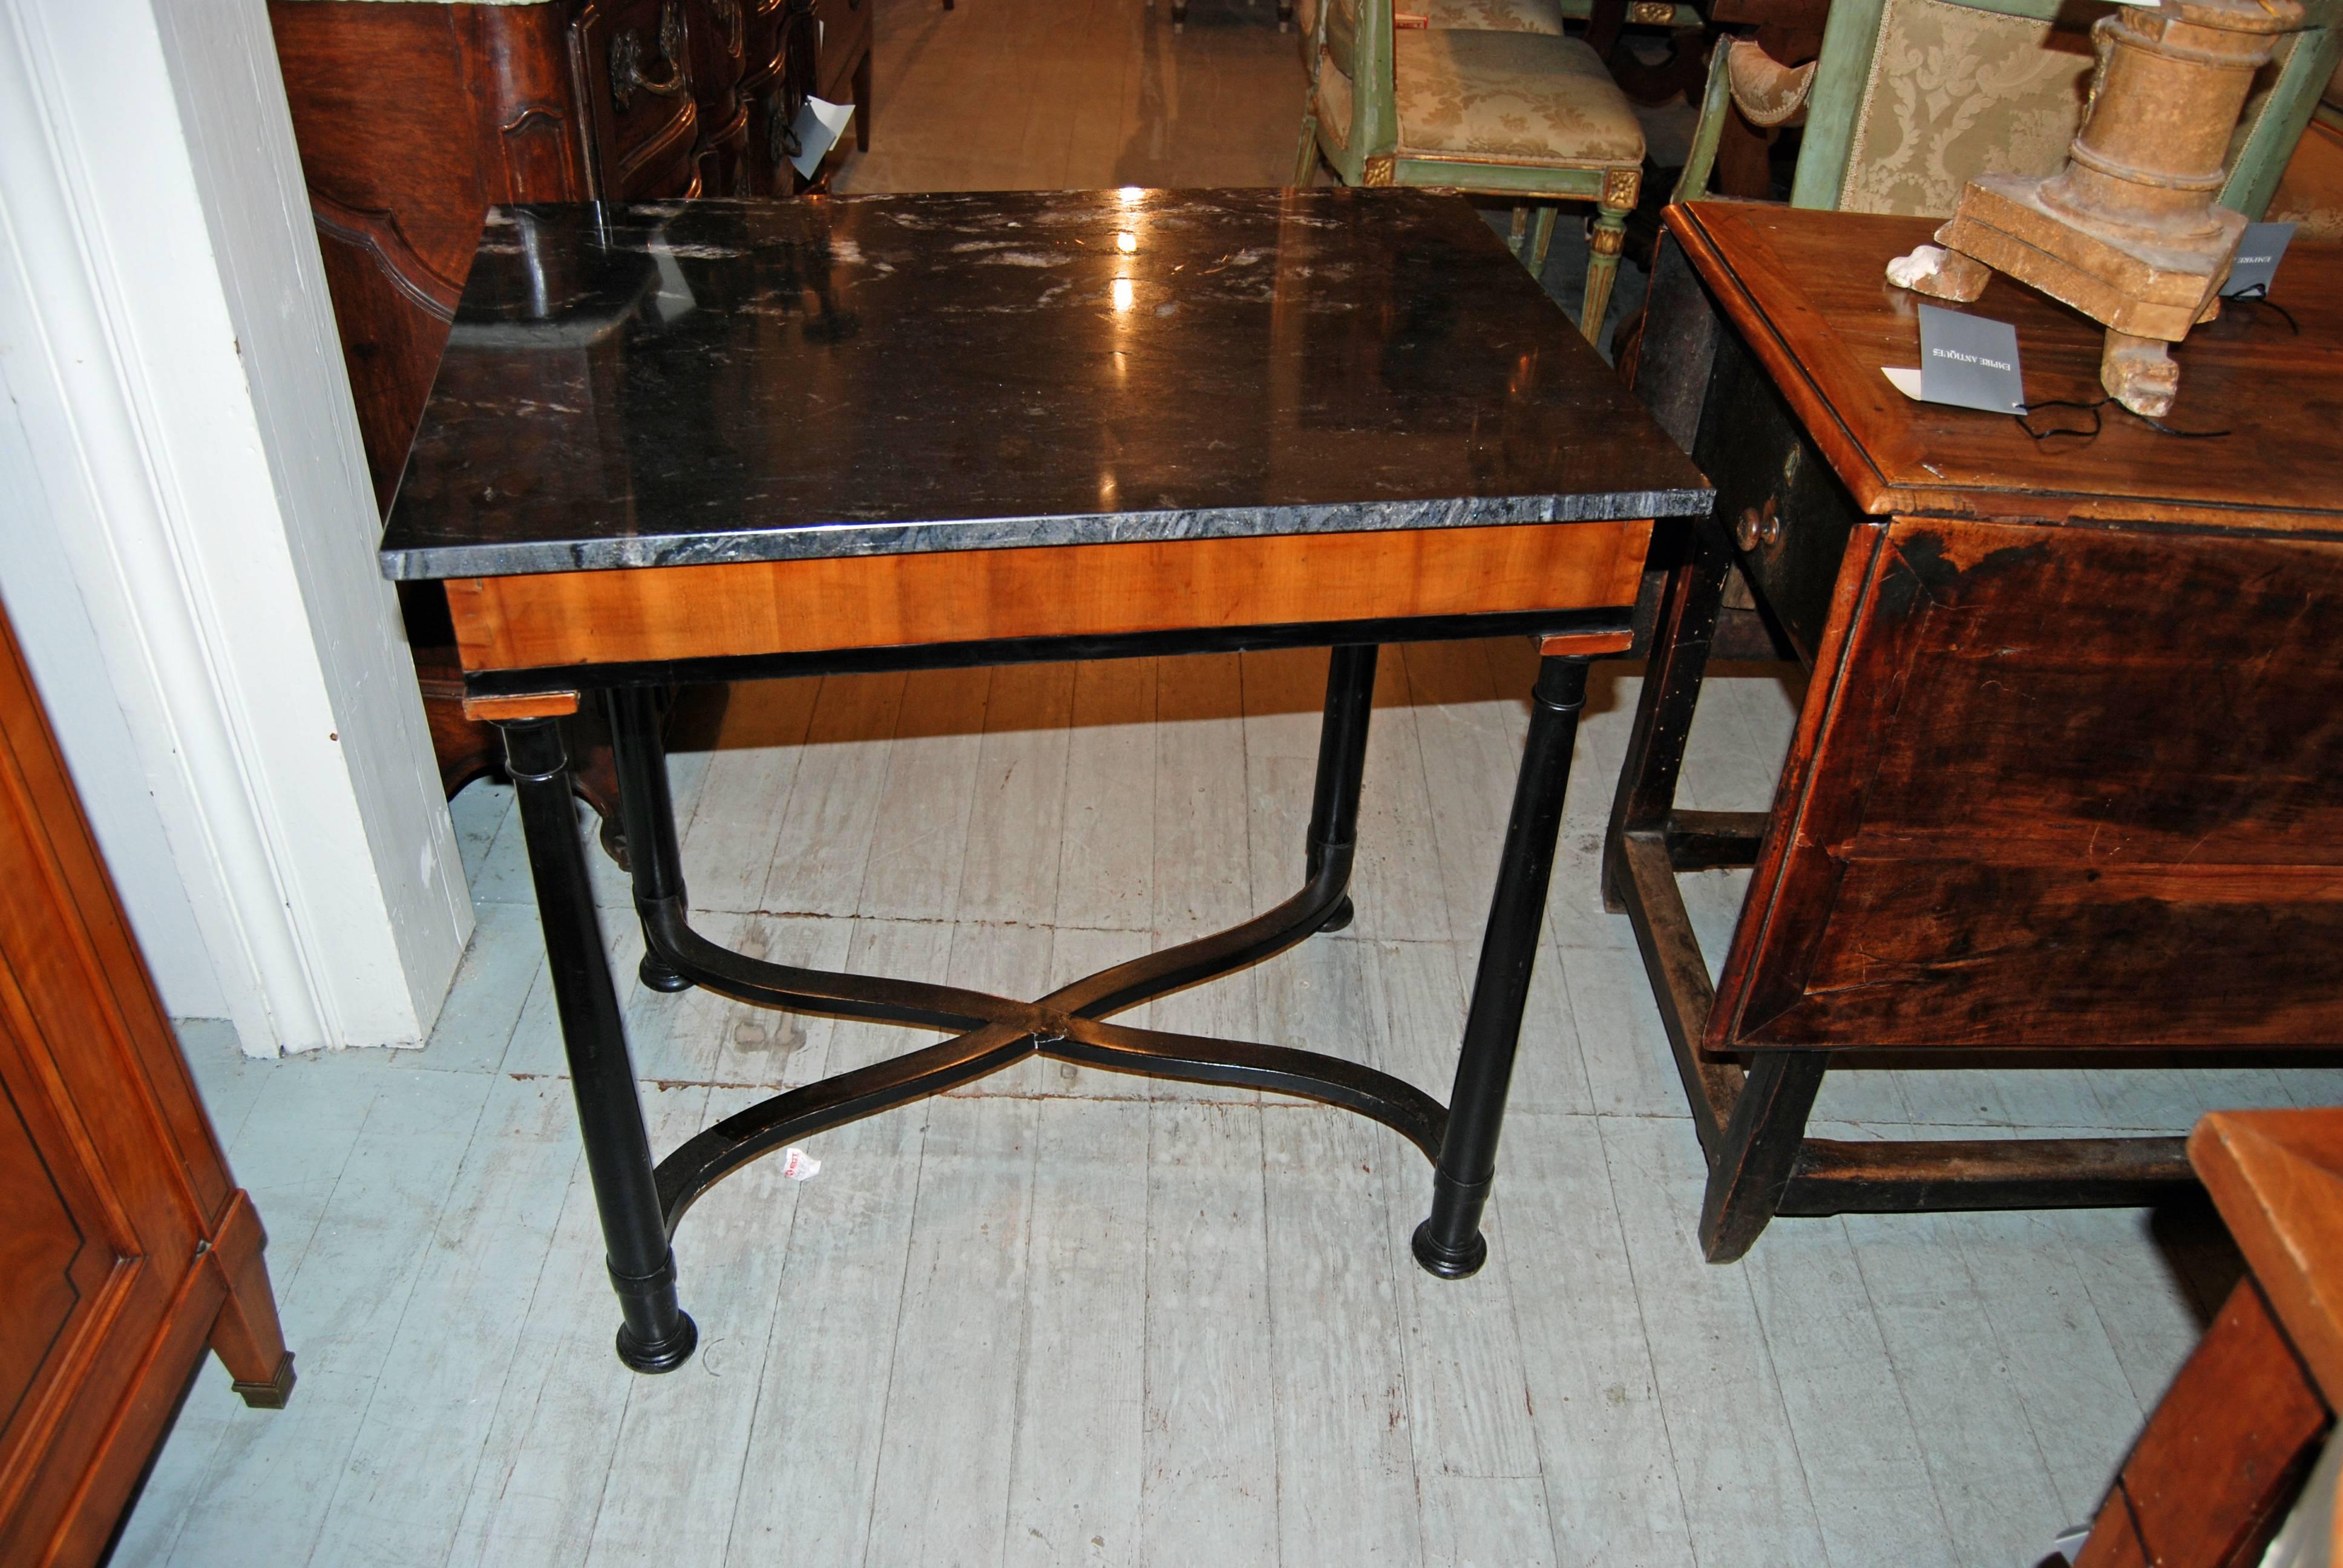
[379,188,1711,581]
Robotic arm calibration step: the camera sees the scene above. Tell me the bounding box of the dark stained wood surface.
[1712,512,2343,1051]
[1670,201,2343,534]
[0,605,292,1566]
[1614,202,2343,1254]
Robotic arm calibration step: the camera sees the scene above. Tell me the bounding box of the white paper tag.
[1882,366,1924,400]
[788,96,857,180]
[778,1146,821,1181]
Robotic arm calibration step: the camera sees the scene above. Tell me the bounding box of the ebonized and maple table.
[381,188,1709,1371]
[1622,200,2343,1262]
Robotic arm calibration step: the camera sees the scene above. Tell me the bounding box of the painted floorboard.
[864,1096,1039,1568]
[1138,1102,1279,1566]
[1002,1099,1151,1568]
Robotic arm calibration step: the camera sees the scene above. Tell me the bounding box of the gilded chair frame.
[1673,0,2343,213]
[1295,0,1645,341]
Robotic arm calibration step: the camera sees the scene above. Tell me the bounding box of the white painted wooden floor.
[120,4,2339,1563]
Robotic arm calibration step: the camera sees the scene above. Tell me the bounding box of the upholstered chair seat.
[1403,0,1566,34]
[1297,0,1649,341]
[1393,28,1643,166]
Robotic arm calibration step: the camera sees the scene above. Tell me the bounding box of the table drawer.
[1692,324,1864,665]
[572,0,705,197]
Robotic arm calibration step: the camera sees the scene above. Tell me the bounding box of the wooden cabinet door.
[0,611,292,1567]
[1709,514,2343,1053]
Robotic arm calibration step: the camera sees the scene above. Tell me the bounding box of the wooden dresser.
[0,607,293,1566]
[1619,201,2343,1259]
[269,0,865,818]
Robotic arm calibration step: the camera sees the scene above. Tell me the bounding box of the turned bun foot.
[2102,330,2179,418]
[1886,243,1992,303]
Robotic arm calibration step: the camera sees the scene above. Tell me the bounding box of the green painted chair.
[1294,0,1648,339]
[1671,0,2342,215]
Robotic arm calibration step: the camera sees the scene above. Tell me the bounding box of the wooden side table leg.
[2075,1276,2332,1568]
[1305,645,1378,933]
[1414,655,1590,1278]
[1603,511,1732,910]
[203,1191,296,1409]
[500,716,698,1374]
[1697,1050,1824,1262]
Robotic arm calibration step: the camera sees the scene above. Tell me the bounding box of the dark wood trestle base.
[1602,511,2198,1266]
[499,633,1601,1371]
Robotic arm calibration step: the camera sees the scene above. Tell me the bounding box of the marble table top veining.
[379,188,1712,581]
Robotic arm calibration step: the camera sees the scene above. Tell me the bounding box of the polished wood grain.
[1714,514,2343,1052]
[445,520,1656,673]
[1670,201,2343,534]
[0,604,290,1566]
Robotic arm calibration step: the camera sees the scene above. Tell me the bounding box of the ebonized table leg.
[608,686,695,995]
[500,716,700,1373]
[1604,512,1731,912]
[1306,645,1378,933]
[1414,655,1591,1278]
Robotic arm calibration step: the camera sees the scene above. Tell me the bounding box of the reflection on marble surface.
[380,189,1709,581]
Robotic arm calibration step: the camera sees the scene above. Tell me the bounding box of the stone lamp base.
[1890,173,2243,417]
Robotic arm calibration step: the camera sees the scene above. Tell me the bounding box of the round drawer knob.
[1735,497,1781,552]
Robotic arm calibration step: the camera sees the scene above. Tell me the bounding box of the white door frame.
[0,0,471,1054]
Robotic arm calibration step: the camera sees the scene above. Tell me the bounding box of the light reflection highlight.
[1115,230,1138,253]
[1111,277,1135,312]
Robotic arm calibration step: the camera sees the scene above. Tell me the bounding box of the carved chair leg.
[1581,201,1630,343]
[1527,205,1561,275]
[1697,1050,1825,1263]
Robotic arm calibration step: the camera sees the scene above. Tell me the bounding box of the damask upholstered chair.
[1294,0,1647,340]
[1402,0,1700,37]
[1671,0,2340,215]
